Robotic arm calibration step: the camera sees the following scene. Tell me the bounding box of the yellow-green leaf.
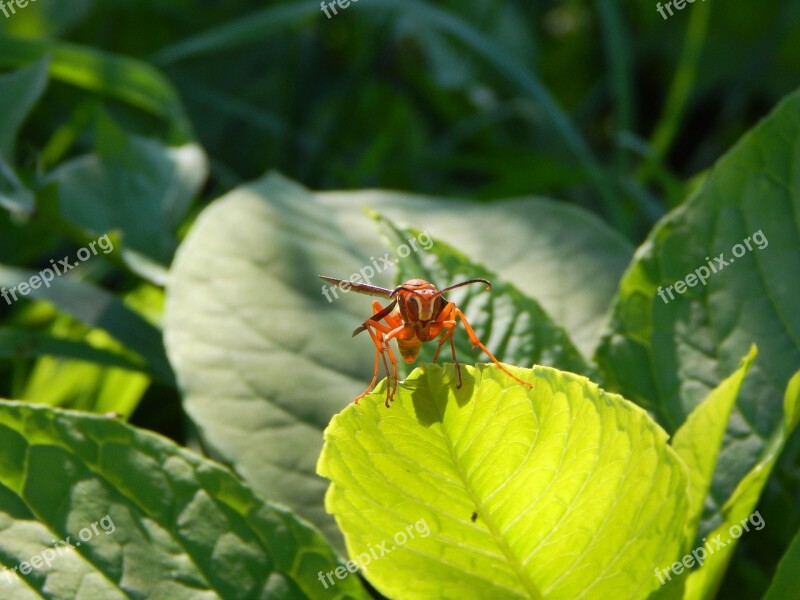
[683,369,800,600]
[318,364,690,600]
[670,346,757,540]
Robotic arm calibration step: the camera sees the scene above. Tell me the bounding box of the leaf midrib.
[434,386,543,600]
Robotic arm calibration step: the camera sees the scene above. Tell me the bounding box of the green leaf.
[165,173,376,546]
[0,399,368,600]
[670,346,756,541]
[763,524,800,600]
[0,36,191,139]
[46,115,208,263]
[318,364,690,600]
[0,327,147,374]
[0,209,60,265]
[165,173,631,548]
[21,354,150,417]
[0,58,46,216]
[375,214,596,379]
[0,264,174,386]
[682,369,800,599]
[0,57,47,162]
[15,314,151,419]
[595,88,800,519]
[9,316,151,416]
[0,155,35,218]
[152,3,321,65]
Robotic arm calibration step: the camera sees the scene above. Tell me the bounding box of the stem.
[647,2,712,169]
[594,0,634,170]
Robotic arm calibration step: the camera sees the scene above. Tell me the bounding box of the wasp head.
[391,278,491,326]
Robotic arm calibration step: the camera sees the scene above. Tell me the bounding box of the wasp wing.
[318,276,393,299]
[352,299,398,337]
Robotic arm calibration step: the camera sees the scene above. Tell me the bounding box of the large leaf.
[596,89,800,515]
[644,348,756,599]
[164,173,631,547]
[317,364,690,600]
[165,174,377,545]
[0,399,368,599]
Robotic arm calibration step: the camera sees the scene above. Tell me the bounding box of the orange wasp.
[319,276,533,407]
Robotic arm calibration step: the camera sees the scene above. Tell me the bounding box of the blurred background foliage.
[2,0,798,238]
[0,0,798,598]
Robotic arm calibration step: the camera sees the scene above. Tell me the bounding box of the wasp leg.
[432,321,461,388]
[354,317,396,405]
[450,306,533,389]
[354,324,391,403]
[383,324,408,407]
[353,301,409,407]
[375,304,404,406]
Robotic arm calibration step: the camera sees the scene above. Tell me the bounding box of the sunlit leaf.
[318,364,689,600]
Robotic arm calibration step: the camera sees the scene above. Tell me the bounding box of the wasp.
[319,276,533,407]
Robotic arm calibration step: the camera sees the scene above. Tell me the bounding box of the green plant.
[0,2,798,597]
[161,91,799,597]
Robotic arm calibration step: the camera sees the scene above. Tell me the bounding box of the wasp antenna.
[389,284,410,297]
[434,278,491,297]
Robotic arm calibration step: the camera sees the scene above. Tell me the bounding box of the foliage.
[0,399,367,599]
[319,364,692,600]
[0,1,798,598]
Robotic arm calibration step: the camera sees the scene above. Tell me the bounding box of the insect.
[319,276,533,407]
